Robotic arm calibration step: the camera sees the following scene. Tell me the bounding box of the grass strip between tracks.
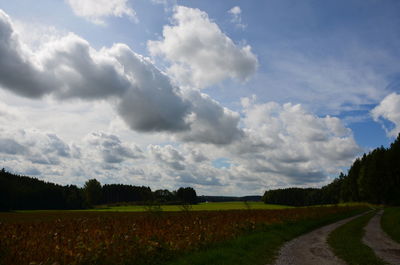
[328,211,387,265]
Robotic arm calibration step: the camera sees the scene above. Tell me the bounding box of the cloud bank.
[226,99,362,185]
[0,7,364,193]
[0,9,242,144]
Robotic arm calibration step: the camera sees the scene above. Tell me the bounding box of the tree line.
[197,195,262,203]
[0,169,197,211]
[263,134,400,206]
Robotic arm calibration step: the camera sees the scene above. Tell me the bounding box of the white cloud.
[86,132,144,164]
[371,93,400,137]
[178,90,243,145]
[0,10,56,98]
[0,96,362,194]
[149,144,186,171]
[0,128,73,166]
[229,6,241,16]
[0,8,365,195]
[228,6,246,29]
[0,138,27,155]
[227,99,362,185]
[13,20,65,52]
[66,0,137,25]
[107,43,191,132]
[148,144,224,187]
[148,5,257,88]
[0,9,247,145]
[0,10,189,133]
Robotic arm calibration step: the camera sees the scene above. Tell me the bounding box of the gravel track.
[271,214,364,265]
[363,210,400,265]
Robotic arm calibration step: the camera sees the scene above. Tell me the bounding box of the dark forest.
[263,134,400,206]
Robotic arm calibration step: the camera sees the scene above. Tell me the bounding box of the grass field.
[14,202,372,214]
[86,201,292,212]
[381,207,400,243]
[12,202,290,215]
[328,211,386,265]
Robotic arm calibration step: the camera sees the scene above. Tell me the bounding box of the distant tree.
[154,189,175,202]
[0,169,9,211]
[101,184,153,204]
[0,169,86,210]
[176,187,197,204]
[83,179,102,206]
[64,185,85,209]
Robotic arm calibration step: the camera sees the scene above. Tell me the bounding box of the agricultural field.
[0,204,366,265]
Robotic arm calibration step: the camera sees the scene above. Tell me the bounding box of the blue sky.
[0,0,399,195]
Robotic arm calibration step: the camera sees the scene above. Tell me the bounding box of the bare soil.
[271,214,362,265]
[363,210,400,265]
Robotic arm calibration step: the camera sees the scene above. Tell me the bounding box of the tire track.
[363,210,400,265]
[271,214,364,265]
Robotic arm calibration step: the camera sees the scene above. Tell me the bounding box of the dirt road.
[271,214,363,265]
[363,210,400,265]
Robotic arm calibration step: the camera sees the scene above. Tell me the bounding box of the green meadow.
[87,201,292,212]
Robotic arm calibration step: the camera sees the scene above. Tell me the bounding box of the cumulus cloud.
[371,93,400,137]
[228,6,246,29]
[0,10,55,98]
[0,8,364,193]
[174,171,223,186]
[186,148,208,163]
[179,90,243,145]
[43,35,132,100]
[86,132,144,163]
[0,138,27,155]
[0,9,246,145]
[0,10,188,133]
[229,99,362,184]
[148,5,257,88]
[0,11,128,99]
[107,44,190,132]
[149,144,224,186]
[0,129,73,166]
[24,132,72,165]
[66,0,137,25]
[149,144,186,171]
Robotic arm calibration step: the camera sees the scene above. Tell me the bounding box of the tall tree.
[176,187,197,204]
[83,179,102,206]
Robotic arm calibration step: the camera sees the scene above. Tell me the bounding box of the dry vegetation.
[0,206,361,265]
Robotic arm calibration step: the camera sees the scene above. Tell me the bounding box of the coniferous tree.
[264,134,400,206]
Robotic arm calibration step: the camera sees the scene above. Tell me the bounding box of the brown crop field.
[0,206,362,265]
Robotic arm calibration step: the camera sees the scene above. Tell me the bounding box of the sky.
[0,0,399,196]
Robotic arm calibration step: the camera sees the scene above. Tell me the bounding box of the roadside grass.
[381,207,400,243]
[328,211,387,265]
[164,208,367,265]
